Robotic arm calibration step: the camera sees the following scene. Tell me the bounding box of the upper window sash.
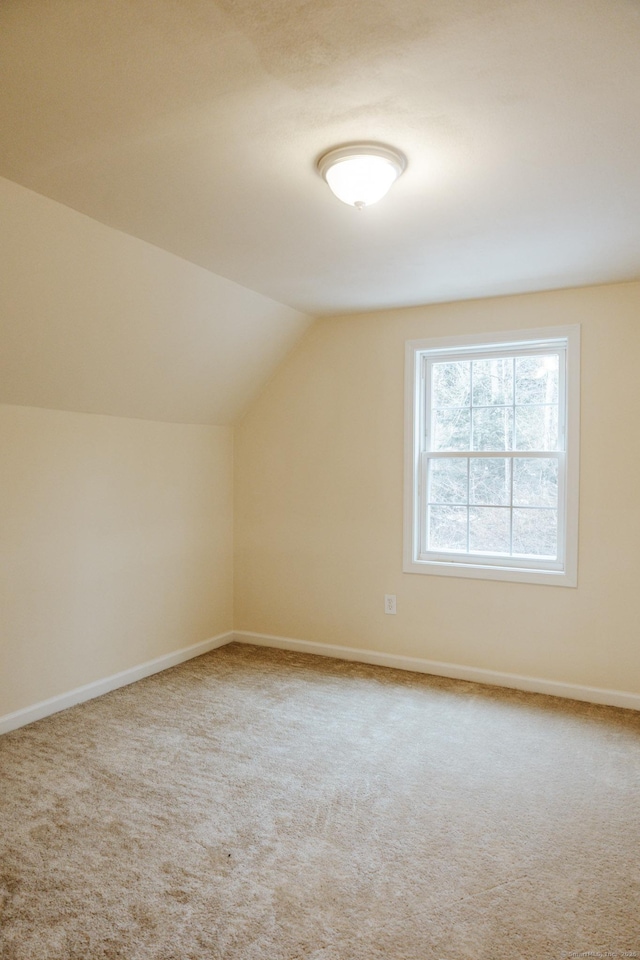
[420,346,566,456]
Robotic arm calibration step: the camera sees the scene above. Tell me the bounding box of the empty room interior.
[1,1,640,957]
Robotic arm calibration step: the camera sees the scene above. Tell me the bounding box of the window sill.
[403,556,577,587]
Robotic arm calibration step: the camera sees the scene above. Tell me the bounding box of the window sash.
[418,453,565,570]
[422,345,566,450]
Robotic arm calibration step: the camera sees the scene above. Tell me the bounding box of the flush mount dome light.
[317,143,406,208]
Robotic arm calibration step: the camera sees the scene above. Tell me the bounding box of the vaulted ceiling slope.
[0,177,311,425]
[1,0,640,316]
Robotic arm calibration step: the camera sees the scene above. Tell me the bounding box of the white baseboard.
[4,628,638,736]
[0,631,234,736]
[233,631,640,712]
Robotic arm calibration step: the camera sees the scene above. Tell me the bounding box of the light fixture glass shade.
[318,144,406,208]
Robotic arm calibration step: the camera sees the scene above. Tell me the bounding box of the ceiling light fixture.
[317,143,407,209]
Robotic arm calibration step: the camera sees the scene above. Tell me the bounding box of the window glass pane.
[429,458,468,504]
[515,405,559,450]
[512,508,557,557]
[428,505,467,552]
[469,507,511,554]
[513,458,558,507]
[433,408,471,451]
[472,358,513,406]
[515,355,558,404]
[432,361,470,408]
[469,458,511,505]
[472,407,513,451]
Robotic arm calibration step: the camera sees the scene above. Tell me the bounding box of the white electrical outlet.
[384,594,397,615]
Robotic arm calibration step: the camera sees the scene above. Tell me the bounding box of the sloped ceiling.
[1,0,639,317]
[0,176,311,425]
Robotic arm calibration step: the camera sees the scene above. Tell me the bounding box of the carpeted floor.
[1,643,639,960]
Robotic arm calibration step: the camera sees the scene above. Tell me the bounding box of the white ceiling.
[1,0,640,317]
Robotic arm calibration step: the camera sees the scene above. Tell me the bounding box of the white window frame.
[403,325,580,586]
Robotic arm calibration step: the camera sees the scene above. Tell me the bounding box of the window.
[404,326,579,586]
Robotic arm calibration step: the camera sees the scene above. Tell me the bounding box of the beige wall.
[235,281,640,695]
[1,405,233,716]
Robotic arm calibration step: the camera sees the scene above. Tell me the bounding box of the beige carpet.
[1,643,639,960]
